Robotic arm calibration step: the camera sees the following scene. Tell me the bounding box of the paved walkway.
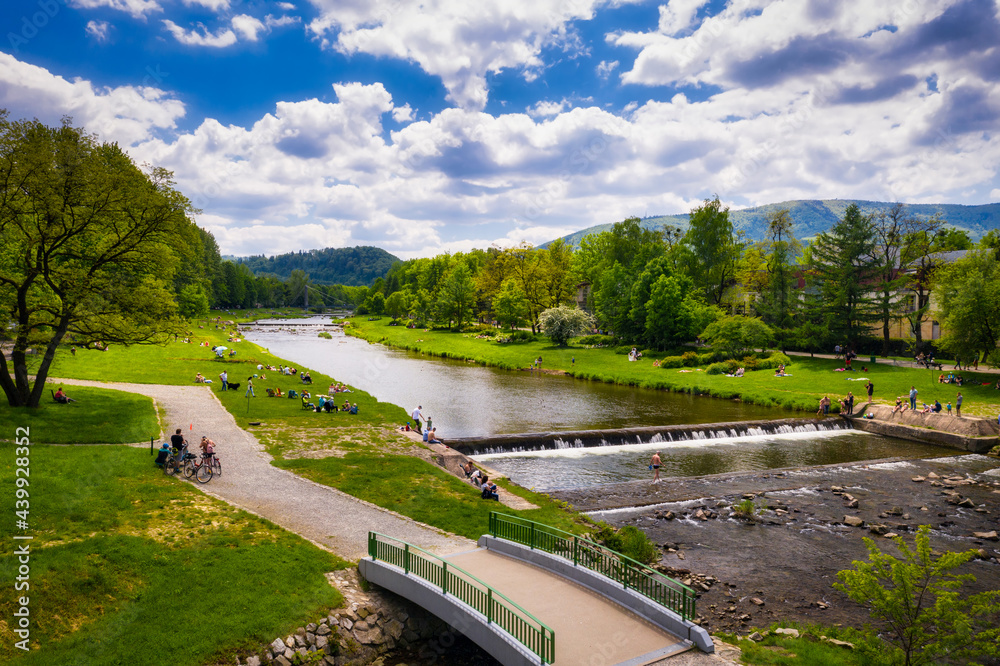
[446,548,688,666]
[55,378,474,560]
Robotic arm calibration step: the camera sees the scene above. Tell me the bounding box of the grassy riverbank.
[0,387,158,444]
[0,444,345,666]
[347,317,1000,418]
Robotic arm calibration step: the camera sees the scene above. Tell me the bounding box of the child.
[946,402,952,414]
[154,442,171,468]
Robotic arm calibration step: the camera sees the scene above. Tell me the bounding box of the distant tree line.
[234,246,398,286]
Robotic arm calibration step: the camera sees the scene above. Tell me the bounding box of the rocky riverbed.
[552,453,1000,633]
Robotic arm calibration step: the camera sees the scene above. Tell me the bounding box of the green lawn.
[0,386,159,444]
[347,318,1000,417]
[276,451,586,541]
[0,444,346,666]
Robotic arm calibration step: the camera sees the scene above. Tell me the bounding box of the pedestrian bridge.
[358,512,712,666]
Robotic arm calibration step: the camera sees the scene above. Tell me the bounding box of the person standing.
[866,380,874,403]
[219,370,228,391]
[650,452,661,484]
[909,385,918,411]
[411,405,424,434]
[956,392,963,417]
[245,376,255,397]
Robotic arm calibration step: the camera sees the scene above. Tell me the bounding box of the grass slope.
[0,444,345,666]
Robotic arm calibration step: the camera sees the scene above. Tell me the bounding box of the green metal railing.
[489,512,697,621]
[367,532,555,664]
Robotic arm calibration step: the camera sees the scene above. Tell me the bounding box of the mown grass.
[276,452,586,541]
[0,386,159,444]
[0,443,346,666]
[347,318,1000,417]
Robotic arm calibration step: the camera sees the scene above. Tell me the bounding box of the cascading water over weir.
[447,417,852,456]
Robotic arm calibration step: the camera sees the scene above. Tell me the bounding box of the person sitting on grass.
[53,387,75,403]
[154,442,171,468]
[480,476,499,501]
[350,403,358,414]
[273,387,283,398]
[470,468,483,487]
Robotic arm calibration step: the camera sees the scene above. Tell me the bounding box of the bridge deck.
[446,548,688,665]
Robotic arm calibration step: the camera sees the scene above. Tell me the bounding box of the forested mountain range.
[230,246,400,286]
[548,200,1000,248]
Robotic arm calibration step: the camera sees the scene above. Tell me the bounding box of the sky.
[1,0,999,259]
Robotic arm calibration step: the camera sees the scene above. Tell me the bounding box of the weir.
[448,417,852,455]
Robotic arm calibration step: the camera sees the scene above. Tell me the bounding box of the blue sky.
[1,0,998,258]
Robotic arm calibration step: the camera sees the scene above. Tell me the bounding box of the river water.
[245,318,950,490]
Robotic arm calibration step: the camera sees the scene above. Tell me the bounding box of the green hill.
[232,246,400,286]
[548,199,1000,247]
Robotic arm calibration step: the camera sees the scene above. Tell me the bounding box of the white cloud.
[266,15,300,28]
[0,52,184,146]
[71,0,161,19]
[231,14,265,41]
[528,100,567,118]
[392,104,414,123]
[278,1,296,9]
[596,59,618,80]
[306,0,606,109]
[85,20,111,42]
[182,0,231,10]
[162,19,237,47]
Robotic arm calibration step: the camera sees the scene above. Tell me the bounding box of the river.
[244,318,950,490]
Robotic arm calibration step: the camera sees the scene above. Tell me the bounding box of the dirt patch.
[258,425,417,459]
[554,455,1000,633]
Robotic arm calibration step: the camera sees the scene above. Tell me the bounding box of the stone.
[738,614,751,621]
[831,486,844,493]
[676,551,685,560]
[926,472,939,479]
[774,627,800,638]
[353,620,369,632]
[274,657,291,666]
[296,627,306,636]
[884,533,899,538]
[306,632,316,645]
[293,635,307,648]
[340,618,353,631]
[847,499,859,509]
[270,638,286,653]
[844,515,864,527]
[315,635,329,650]
[822,637,855,649]
[748,632,764,642]
[247,658,261,666]
[958,498,976,508]
[694,509,708,521]
[751,597,765,606]
[385,619,404,641]
[356,607,370,620]
[869,524,889,535]
[316,624,331,636]
[911,476,925,482]
[973,531,999,541]
[282,648,294,660]
[355,626,384,645]
[306,623,317,632]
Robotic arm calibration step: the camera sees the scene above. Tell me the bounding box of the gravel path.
[55,378,475,560]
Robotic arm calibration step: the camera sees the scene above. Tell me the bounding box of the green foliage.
[682,196,743,304]
[539,305,596,346]
[578,334,613,346]
[591,524,660,564]
[317,331,333,339]
[834,525,1000,666]
[705,361,730,375]
[0,115,195,406]
[177,284,211,319]
[493,278,529,330]
[680,351,700,366]
[731,498,759,519]
[235,246,399,286]
[934,250,1000,363]
[700,315,774,359]
[434,263,477,329]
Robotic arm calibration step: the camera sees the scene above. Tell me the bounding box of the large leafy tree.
[755,209,800,349]
[934,250,1000,364]
[0,114,191,407]
[682,196,743,305]
[808,203,879,348]
[900,216,945,351]
[538,306,594,346]
[870,204,916,355]
[435,263,476,329]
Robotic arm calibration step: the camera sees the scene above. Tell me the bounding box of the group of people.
[891,389,963,417]
[938,372,964,386]
[327,383,351,393]
[154,429,216,468]
[628,348,642,362]
[312,395,358,413]
[463,461,499,500]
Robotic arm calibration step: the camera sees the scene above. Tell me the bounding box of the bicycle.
[163,445,194,476]
[187,453,214,484]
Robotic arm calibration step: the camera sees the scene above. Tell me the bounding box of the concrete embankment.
[849,404,998,453]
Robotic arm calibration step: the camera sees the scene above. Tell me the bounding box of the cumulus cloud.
[71,0,161,19]
[182,0,230,10]
[0,52,185,146]
[85,20,111,42]
[162,19,237,47]
[306,0,605,109]
[231,14,265,41]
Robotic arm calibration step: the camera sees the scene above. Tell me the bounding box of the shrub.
[507,330,536,343]
[680,351,700,366]
[612,345,635,355]
[592,524,660,565]
[578,334,613,346]
[740,356,759,372]
[757,351,792,370]
[658,356,685,369]
[317,331,333,339]
[706,362,730,375]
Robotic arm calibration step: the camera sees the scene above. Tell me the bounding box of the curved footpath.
[55,379,474,560]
